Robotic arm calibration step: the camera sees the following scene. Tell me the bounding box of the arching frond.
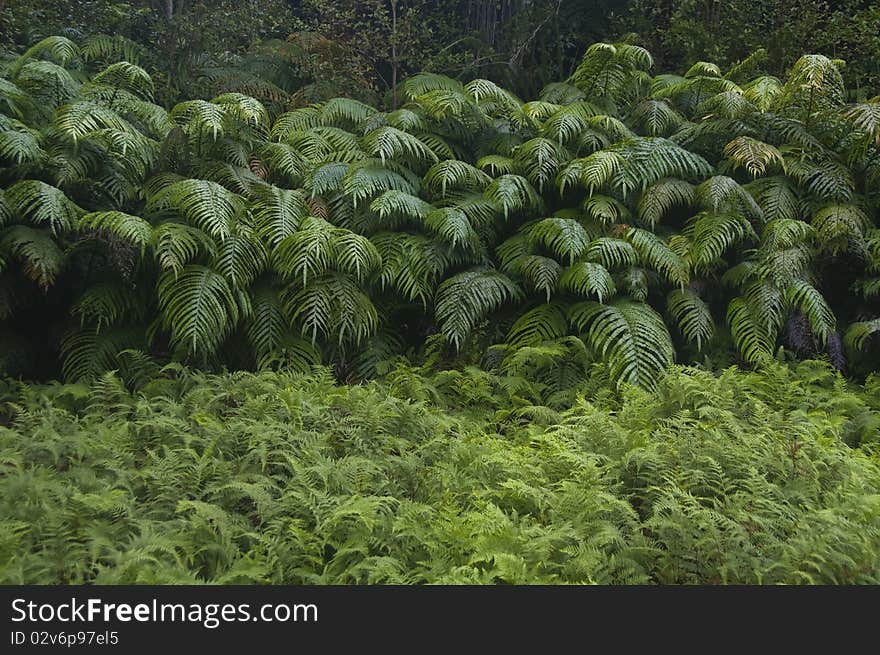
[484,174,542,218]
[723,136,784,177]
[152,179,242,239]
[370,190,433,224]
[150,223,216,275]
[583,195,630,226]
[506,302,568,348]
[60,326,143,382]
[744,176,799,222]
[401,73,463,101]
[212,233,268,288]
[319,97,377,128]
[637,178,695,227]
[11,36,80,75]
[0,124,44,164]
[695,175,763,219]
[251,185,308,245]
[93,62,154,100]
[0,225,63,289]
[513,137,571,192]
[570,299,673,389]
[157,265,240,356]
[424,207,478,249]
[435,269,522,349]
[71,281,143,330]
[586,237,639,270]
[727,296,775,364]
[4,180,81,234]
[79,211,151,251]
[786,281,835,345]
[342,161,417,206]
[371,231,444,305]
[686,212,756,271]
[560,262,616,302]
[423,160,491,198]
[557,151,624,195]
[362,126,437,165]
[844,319,880,351]
[626,228,689,285]
[517,255,562,302]
[811,204,870,255]
[527,217,592,264]
[630,99,684,136]
[283,272,378,346]
[666,289,713,350]
[761,219,814,251]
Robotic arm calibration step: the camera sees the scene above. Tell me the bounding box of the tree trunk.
[391,0,399,109]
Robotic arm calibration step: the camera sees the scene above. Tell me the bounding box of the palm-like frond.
[435,268,522,349]
[586,237,639,269]
[424,207,478,249]
[506,302,568,348]
[786,281,835,345]
[514,138,571,192]
[528,217,592,264]
[570,299,673,389]
[423,160,491,198]
[284,272,378,346]
[560,262,616,302]
[251,186,308,246]
[362,126,437,165]
[666,289,713,350]
[157,265,240,356]
[637,178,694,227]
[79,211,151,251]
[484,175,543,218]
[93,62,154,100]
[723,136,784,177]
[0,225,64,289]
[4,180,82,234]
[151,179,242,240]
[516,255,562,302]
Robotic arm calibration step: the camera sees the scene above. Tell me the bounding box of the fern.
[435,269,522,349]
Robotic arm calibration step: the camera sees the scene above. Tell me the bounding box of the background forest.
[1,1,880,584]
[3,1,880,107]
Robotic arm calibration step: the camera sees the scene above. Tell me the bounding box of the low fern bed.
[2,359,879,584]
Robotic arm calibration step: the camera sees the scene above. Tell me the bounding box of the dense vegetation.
[3,359,879,584]
[2,34,880,387]
[2,7,880,585]
[4,2,879,105]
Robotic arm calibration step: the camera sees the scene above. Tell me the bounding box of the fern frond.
[666,289,713,350]
[435,269,522,349]
[569,299,673,389]
[157,265,239,356]
[4,180,81,235]
[504,303,570,351]
[560,262,616,302]
[79,211,151,251]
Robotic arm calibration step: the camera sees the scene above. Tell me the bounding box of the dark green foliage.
[3,34,880,391]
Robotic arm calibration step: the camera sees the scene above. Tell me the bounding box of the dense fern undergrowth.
[2,358,879,584]
[2,36,880,386]
[4,35,880,586]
